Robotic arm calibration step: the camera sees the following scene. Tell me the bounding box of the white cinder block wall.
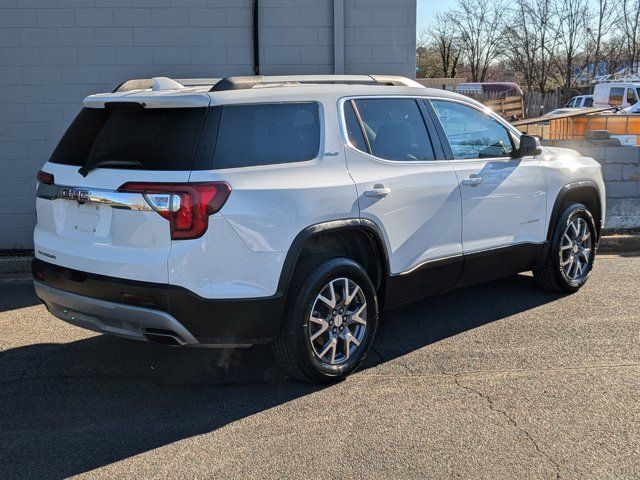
[0,0,417,249]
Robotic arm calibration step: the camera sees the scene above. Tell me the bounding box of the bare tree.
[446,0,505,82]
[505,0,540,92]
[416,28,455,78]
[587,0,615,78]
[553,0,590,91]
[533,0,558,91]
[621,0,640,72]
[431,13,460,78]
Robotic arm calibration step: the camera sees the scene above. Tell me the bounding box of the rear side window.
[212,102,320,169]
[627,88,638,105]
[50,106,206,171]
[584,97,593,107]
[351,98,435,161]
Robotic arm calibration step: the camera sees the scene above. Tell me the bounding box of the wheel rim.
[559,217,592,282]
[308,277,367,366]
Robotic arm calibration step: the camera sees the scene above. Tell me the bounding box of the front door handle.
[461,175,483,187]
[363,184,391,198]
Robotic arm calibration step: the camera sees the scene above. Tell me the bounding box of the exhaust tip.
[144,329,186,347]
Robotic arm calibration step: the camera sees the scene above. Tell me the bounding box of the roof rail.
[209,75,423,91]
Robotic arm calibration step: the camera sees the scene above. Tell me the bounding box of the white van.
[593,82,640,108]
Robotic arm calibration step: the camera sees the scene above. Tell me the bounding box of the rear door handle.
[363,184,391,198]
[461,175,483,187]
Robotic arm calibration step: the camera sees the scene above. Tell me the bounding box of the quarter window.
[430,100,515,159]
[348,98,436,161]
[212,102,320,169]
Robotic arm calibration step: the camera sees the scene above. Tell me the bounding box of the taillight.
[118,182,231,240]
[37,170,54,184]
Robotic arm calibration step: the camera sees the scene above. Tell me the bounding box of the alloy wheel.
[559,217,592,282]
[308,277,368,365]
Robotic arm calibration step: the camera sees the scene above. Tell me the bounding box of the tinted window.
[50,106,206,170]
[609,87,624,105]
[344,101,367,152]
[627,88,638,105]
[213,102,320,169]
[431,100,515,159]
[584,97,593,107]
[352,99,435,161]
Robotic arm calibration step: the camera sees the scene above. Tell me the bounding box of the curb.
[1,235,638,276]
[598,235,640,253]
[0,256,32,276]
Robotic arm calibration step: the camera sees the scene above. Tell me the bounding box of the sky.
[417,0,603,37]
[416,0,458,36]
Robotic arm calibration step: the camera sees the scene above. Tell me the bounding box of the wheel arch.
[547,181,603,242]
[276,219,390,303]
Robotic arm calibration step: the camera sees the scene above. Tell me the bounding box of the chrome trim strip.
[36,183,153,211]
[336,94,526,164]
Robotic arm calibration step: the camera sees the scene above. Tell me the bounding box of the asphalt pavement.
[1,253,639,479]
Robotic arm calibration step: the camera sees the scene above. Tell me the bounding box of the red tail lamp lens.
[118,182,231,240]
[37,170,54,184]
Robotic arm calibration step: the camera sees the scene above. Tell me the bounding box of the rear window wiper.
[78,158,143,177]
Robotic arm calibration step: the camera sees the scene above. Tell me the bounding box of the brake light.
[118,182,231,240]
[37,170,54,185]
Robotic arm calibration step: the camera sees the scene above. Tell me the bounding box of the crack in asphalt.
[368,345,413,374]
[359,361,640,379]
[453,374,562,480]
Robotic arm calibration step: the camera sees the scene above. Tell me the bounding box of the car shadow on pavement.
[0,279,41,313]
[0,273,563,479]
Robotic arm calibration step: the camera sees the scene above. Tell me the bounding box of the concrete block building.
[0,0,417,249]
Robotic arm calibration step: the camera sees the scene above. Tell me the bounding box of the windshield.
[50,106,207,171]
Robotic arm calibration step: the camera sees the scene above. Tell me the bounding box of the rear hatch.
[34,92,211,283]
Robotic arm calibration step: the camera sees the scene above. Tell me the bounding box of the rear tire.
[271,257,379,383]
[533,203,597,293]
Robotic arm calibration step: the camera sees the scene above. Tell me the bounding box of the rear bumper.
[34,280,200,345]
[32,258,285,346]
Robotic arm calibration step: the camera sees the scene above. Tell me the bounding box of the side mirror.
[518,134,542,157]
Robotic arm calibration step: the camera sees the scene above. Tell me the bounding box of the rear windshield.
[212,102,320,169]
[50,106,206,171]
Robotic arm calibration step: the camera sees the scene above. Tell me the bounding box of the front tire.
[272,257,379,383]
[533,203,597,293]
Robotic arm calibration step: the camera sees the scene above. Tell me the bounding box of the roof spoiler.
[112,77,222,93]
[209,75,424,91]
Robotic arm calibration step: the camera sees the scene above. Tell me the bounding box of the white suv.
[33,75,606,383]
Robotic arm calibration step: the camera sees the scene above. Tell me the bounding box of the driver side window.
[431,100,515,159]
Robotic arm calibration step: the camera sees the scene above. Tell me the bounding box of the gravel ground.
[1,253,639,479]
